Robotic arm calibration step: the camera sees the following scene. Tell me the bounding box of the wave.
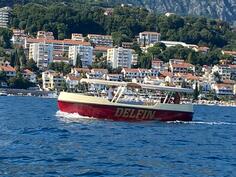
[167,120,236,126]
[55,111,97,123]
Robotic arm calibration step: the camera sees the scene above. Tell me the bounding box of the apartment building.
[25,38,91,54]
[107,47,132,69]
[11,29,27,46]
[68,45,93,67]
[139,31,161,46]
[169,59,194,73]
[212,65,231,81]
[42,70,64,91]
[29,43,53,69]
[87,34,113,46]
[0,7,11,28]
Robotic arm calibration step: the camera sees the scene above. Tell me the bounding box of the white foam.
[55,111,97,123]
[167,120,236,125]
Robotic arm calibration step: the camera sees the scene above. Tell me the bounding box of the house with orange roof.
[0,65,16,77]
[169,59,195,74]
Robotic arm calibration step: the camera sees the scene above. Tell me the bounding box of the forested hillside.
[9,3,236,50]
[1,0,236,23]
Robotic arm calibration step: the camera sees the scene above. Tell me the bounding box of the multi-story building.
[107,47,132,69]
[25,38,91,54]
[68,45,93,67]
[212,65,231,81]
[169,59,194,74]
[11,29,27,46]
[87,69,108,79]
[152,59,165,72]
[29,43,53,69]
[0,7,11,28]
[87,34,113,46]
[139,31,161,46]
[42,70,64,91]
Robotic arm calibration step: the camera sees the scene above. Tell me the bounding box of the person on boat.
[173,92,181,104]
[107,86,115,101]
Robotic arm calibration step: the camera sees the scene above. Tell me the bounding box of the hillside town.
[0,6,236,103]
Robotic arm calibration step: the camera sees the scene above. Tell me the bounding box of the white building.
[42,70,64,91]
[139,31,161,46]
[11,29,27,46]
[0,7,11,28]
[212,65,231,81]
[87,34,113,46]
[29,43,53,69]
[68,45,93,67]
[107,47,132,69]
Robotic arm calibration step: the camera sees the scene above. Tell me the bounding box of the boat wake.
[167,120,236,126]
[55,111,97,123]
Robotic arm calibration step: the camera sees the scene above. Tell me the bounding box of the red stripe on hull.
[58,101,193,122]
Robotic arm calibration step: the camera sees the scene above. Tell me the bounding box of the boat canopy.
[80,79,193,93]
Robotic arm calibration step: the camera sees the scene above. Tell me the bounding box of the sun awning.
[80,79,193,93]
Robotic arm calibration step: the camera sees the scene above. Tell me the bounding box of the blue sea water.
[0,96,236,177]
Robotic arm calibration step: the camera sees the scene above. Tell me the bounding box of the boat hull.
[58,100,193,122]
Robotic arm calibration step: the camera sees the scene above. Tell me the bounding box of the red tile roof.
[0,65,16,72]
[26,38,91,46]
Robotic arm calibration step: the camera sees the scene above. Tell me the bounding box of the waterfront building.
[64,74,81,91]
[68,45,93,67]
[29,43,53,69]
[139,31,161,46]
[107,47,132,69]
[87,34,113,46]
[213,83,234,96]
[42,70,64,91]
[0,7,11,28]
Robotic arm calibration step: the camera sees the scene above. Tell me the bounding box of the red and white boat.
[58,79,194,121]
